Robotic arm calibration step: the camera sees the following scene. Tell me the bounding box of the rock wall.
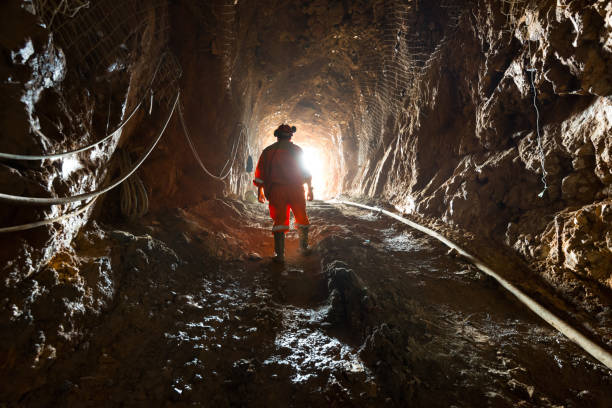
[348,0,612,292]
[0,0,170,397]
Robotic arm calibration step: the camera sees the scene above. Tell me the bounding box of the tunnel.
[1,0,611,405]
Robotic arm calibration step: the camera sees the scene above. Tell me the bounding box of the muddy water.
[20,200,611,407]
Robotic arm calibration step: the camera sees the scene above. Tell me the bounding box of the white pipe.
[0,92,180,205]
[339,200,612,371]
[0,54,169,161]
[0,198,97,233]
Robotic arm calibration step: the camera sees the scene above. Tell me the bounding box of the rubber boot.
[298,225,311,255]
[273,232,285,263]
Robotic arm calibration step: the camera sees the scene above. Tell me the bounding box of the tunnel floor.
[21,199,612,407]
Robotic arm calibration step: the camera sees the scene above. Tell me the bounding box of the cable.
[177,100,244,181]
[339,200,612,372]
[0,198,97,233]
[219,123,243,176]
[0,91,179,205]
[527,68,548,197]
[119,149,149,218]
[0,54,168,161]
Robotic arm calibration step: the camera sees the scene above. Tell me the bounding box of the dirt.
[9,198,611,407]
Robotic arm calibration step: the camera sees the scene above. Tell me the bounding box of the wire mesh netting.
[213,2,238,93]
[29,0,91,29]
[500,0,528,30]
[28,0,183,112]
[31,0,170,76]
[154,52,183,108]
[352,0,474,166]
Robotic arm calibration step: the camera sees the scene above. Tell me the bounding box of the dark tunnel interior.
[0,0,611,406]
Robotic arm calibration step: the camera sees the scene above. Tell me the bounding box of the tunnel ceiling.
[178,0,471,199]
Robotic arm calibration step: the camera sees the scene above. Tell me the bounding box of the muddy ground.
[15,198,612,407]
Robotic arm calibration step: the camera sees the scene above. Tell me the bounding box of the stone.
[561,171,600,201]
[247,252,262,261]
[446,248,459,258]
[575,143,594,157]
[572,156,593,170]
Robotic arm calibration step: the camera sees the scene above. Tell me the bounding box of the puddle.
[381,228,434,252]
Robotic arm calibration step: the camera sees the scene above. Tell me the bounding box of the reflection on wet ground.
[322,202,611,407]
[23,199,611,407]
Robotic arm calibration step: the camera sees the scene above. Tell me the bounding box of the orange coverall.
[253,140,312,233]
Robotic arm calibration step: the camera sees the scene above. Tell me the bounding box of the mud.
[9,198,611,407]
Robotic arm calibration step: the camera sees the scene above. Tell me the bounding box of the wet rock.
[243,190,258,203]
[247,252,262,261]
[324,261,372,328]
[560,204,612,287]
[507,378,535,400]
[358,324,425,404]
[110,230,137,244]
[446,248,460,258]
[505,222,519,246]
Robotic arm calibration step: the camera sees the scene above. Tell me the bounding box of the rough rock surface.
[341,0,612,296]
[3,199,611,406]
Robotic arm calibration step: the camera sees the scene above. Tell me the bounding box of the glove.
[258,186,266,203]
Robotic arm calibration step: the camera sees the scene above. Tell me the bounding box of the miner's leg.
[273,231,285,263]
[297,225,310,255]
[290,186,311,255]
[269,185,290,262]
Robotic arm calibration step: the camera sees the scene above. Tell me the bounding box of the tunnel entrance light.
[258,121,341,199]
[302,146,331,199]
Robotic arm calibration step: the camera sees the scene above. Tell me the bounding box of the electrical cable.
[339,200,612,372]
[527,68,548,197]
[119,149,149,218]
[219,123,243,176]
[0,91,179,205]
[0,53,168,161]
[0,198,97,233]
[177,100,244,181]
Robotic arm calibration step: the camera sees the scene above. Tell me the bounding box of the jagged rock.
[561,171,601,201]
[575,143,595,157]
[324,260,373,329]
[572,155,594,170]
[559,203,612,286]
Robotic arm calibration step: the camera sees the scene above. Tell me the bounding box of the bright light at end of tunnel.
[302,147,329,199]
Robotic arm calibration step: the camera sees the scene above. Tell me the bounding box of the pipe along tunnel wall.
[0,0,611,404]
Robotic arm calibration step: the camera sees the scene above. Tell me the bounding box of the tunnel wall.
[0,0,259,397]
[0,0,173,284]
[0,0,179,397]
[346,0,612,294]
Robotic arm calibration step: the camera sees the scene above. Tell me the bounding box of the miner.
[253,124,314,262]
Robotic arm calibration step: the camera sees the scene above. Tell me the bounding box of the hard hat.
[274,124,297,138]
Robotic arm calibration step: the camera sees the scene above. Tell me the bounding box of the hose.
[0,54,168,161]
[178,100,244,181]
[119,149,149,218]
[0,92,179,205]
[339,200,612,371]
[0,198,97,233]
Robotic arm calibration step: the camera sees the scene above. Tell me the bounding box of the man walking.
[253,124,314,262]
